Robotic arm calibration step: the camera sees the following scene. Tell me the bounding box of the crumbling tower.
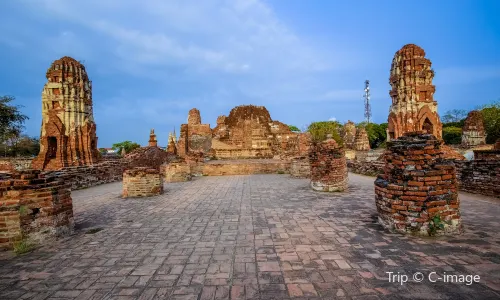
[148,129,158,147]
[32,56,98,170]
[461,110,486,146]
[387,44,442,141]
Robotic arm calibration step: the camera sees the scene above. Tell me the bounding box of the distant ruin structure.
[353,127,371,151]
[461,110,486,146]
[166,132,177,155]
[387,44,442,141]
[32,56,98,170]
[177,108,212,157]
[309,135,348,192]
[342,121,357,149]
[375,132,462,236]
[148,129,158,147]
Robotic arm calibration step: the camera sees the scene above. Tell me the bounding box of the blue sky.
[0,0,499,147]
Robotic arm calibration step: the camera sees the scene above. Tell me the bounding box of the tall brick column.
[374,132,463,236]
[309,136,348,192]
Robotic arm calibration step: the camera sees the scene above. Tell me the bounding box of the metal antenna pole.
[364,80,371,124]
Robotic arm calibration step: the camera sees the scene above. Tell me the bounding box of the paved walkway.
[1,174,500,300]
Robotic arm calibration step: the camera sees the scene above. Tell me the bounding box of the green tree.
[442,109,467,123]
[479,100,500,144]
[0,135,39,157]
[288,125,301,132]
[307,121,343,145]
[99,148,108,155]
[356,122,388,149]
[112,141,140,155]
[0,96,28,145]
[442,127,462,145]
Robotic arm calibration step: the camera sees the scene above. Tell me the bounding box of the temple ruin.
[32,56,98,170]
[461,110,486,146]
[342,121,357,149]
[353,127,371,151]
[309,135,348,192]
[166,132,177,155]
[375,132,462,236]
[387,44,442,141]
[148,129,158,147]
[177,108,212,157]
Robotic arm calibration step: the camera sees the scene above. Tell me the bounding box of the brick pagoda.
[32,56,98,170]
[387,44,442,141]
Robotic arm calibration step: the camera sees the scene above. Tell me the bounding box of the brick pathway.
[1,174,500,299]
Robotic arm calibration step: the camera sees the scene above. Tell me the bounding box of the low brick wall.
[455,160,500,198]
[347,160,385,177]
[290,156,310,178]
[309,138,348,192]
[164,162,192,182]
[473,150,500,160]
[123,167,163,198]
[0,157,33,172]
[0,170,74,249]
[191,159,290,176]
[42,160,127,190]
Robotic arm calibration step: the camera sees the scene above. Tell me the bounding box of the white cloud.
[328,117,337,121]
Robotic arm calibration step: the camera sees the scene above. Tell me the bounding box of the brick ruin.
[461,110,486,146]
[495,139,500,150]
[148,129,158,147]
[164,161,192,182]
[166,132,177,155]
[32,56,98,170]
[342,121,357,149]
[176,105,309,159]
[289,156,310,178]
[0,170,74,249]
[387,44,442,141]
[122,167,163,198]
[123,146,169,171]
[353,127,371,151]
[177,108,212,157]
[375,132,462,236]
[309,136,348,192]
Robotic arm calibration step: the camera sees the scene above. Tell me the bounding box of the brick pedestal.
[0,170,74,249]
[164,162,192,182]
[374,132,463,236]
[309,138,348,192]
[123,168,163,198]
[290,156,310,178]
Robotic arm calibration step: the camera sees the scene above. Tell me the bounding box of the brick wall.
[0,170,74,249]
[309,138,348,192]
[290,156,310,178]
[164,162,192,182]
[123,167,163,198]
[473,150,500,160]
[374,133,462,236]
[42,160,127,190]
[0,157,33,172]
[347,160,385,177]
[455,160,500,198]
[191,160,290,176]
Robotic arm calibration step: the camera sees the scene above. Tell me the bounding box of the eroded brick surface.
[0,174,499,299]
[461,110,486,146]
[309,138,348,192]
[122,168,163,198]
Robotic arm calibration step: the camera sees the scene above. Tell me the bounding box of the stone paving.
[1,173,500,300]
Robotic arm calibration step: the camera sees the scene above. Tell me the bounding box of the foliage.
[479,100,500,144]
[112,141,140,155]
[442,109,467,123]
[13,237,36,255]
[0,96,28,145]
[98,148,108,155]
[307,121,343,145]
[288,125,301,132]
[0,135,39,157]
[357,122,388,149]
[442,120,465,128]
[428,215,448,236]
[442,127,462,145]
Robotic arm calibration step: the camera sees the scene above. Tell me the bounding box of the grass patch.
[85,228,103,234]
[276,170,285,174]
[13,239,36,255]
